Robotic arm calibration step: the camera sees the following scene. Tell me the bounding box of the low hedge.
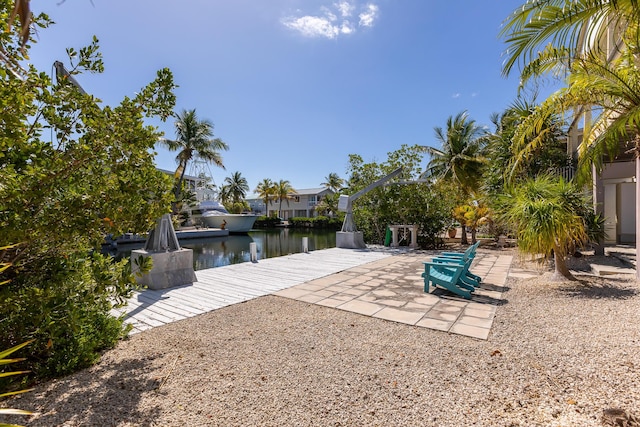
[288,216,342,230]
[253,216,283,228]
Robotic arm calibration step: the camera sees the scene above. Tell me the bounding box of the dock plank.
[118,248,391,333]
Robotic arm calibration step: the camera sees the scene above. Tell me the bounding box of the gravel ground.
[6,251,640,426]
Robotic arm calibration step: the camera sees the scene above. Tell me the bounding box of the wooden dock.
[112,248,392,334]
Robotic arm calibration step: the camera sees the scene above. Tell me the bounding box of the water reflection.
[110,229,337,271]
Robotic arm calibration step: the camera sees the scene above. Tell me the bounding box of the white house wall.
[595,161,636,244]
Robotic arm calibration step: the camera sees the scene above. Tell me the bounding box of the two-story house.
[263,187,335,219]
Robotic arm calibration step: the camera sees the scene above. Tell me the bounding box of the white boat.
[199,201,258,233]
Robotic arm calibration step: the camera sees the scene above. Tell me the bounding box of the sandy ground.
[5,249,640,426]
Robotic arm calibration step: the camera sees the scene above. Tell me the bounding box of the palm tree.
[422,111,486,244]
[160,109,229,202]
[315,192,340,217]
[321,173,344,192]
[254,178,274,217]
[275,179,295,219]
[422,111,487,195]
[484,98,569,193]
[220,171,249,205]
[498,175,588,281]
[500,1,640,273]
[500,0,640,85]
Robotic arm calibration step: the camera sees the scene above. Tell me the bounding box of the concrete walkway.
[274,250,512,340]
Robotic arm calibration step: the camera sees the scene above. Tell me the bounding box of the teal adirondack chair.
[431,256,480,289]
[435,241,482,284]
[439,241,480,261]
[422,261,473,300]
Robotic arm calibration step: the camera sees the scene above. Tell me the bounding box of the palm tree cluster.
[253,178,296,218]
[499,0,640,280]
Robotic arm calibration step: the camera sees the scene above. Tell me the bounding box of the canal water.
[113,228,337,271]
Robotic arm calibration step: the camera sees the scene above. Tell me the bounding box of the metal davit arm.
[338,167,402,233]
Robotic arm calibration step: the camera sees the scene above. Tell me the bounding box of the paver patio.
[116,247,513,340]
[274,250,512,340]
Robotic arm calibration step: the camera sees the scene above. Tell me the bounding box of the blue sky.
[29,0,532,191]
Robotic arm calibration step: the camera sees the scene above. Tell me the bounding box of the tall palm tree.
[160,109,228,201]
[422,111,487,196]
[254,178,274,216]
[220,171,249,205]
[422,112,486,244]
[321,173,344,192]
[498,175,589,281]
[275,179,295,219]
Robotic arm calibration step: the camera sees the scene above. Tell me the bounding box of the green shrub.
[0,11,176,385]
[0,251,134,383]
[288,216,342,230]
[254,216,282,228]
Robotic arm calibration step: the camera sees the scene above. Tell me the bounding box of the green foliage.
[453,202,491,244]
[220,171,249,206]
[0,340,34,427]
[225,200,250,214]
[346,145,456,248]
[254,216,282,228]
[0,7,177,383]
[288,216,343,230]
[422,111,487,196]
[160,109,228,203]
[483,98,570,195]
[496,175,590,279]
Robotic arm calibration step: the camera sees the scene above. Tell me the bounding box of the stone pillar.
[410,225,418,248]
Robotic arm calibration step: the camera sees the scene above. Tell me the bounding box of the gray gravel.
[7,255,640,426]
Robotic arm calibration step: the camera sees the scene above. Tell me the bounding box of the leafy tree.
[220,171,249,204]
[452,202,490,244]
[255,178,275,217]
[497,175,589,281]
[321,172,345,192]
[160,108,228,203]
[346,145,456,248]
[0,5,177,382]
[275,179,296,218]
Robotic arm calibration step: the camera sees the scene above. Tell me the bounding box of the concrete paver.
[276,249,513,340]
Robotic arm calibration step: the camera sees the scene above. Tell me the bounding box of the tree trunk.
[460,225,469,245]
[550,246,576,281]
[470,228,477,244]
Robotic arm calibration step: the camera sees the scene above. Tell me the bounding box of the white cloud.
[452,93,461,99]
[282,15,341,39]
[335,1,355,18]
[282,1,379,39]
[359,3,379,27]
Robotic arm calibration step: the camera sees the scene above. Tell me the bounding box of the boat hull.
[201,212,258,233]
